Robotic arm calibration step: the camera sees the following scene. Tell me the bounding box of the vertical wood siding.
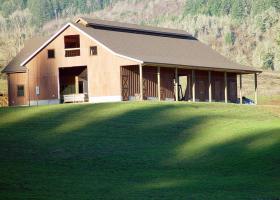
[159,68,175,100]
[121,66,175,101]
[143,67,157,99]
[227,73,237,102]
[121,65,140,101]
[195,71,209,102]
[7,73,28,106]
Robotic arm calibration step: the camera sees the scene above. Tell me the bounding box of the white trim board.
[20,22,143,67]
[30,99,60,106]
[89,96,122,103]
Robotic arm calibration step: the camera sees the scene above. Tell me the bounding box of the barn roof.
[2,17,261,74]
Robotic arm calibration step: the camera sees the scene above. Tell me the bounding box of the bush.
[262,52,275,70]
[224,32,235,45]
[255,8,279,32]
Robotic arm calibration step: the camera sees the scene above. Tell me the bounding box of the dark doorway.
[59,66,88,101]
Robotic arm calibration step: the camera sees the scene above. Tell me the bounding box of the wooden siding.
[143,67,158,99]
[160,68,175,100]
[195,71,209,102]
[7,73,28,106]
[121,65,140,101]
[227,73,238,103]
[120,66,238,102]
[121,66,175,101]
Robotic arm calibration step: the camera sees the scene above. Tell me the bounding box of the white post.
[75,76,79,94]
[157,67,161,101]
[224,72,228,103]
[139,64,143,101]
[175,68,178,101]
[208,71,212,102]
[239,74,243,104]
[192,69,196,102]
[254,73,258,105]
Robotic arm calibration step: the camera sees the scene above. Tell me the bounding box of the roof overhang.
[142,62,262,74]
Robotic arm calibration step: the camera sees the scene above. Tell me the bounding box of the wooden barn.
[2,17,261,106]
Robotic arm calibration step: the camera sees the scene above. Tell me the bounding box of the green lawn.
[0,102,279,200]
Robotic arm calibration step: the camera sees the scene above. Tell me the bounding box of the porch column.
[239,74,243,104]
[175,67,178,101]
[157,67,161,101]
[75,76,79,94]
[224,72,228,103]
[254,73,258,105]
[139,64,143,100]
[208,71,212,102]
[192,69,196,102]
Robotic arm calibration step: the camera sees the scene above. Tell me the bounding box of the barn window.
[48,49,55,58]
[90,46,98,56]
[17,85,25,97]
[64,35,80,49]
[64,35,80,57]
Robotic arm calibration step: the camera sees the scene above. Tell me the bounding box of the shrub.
[262,52,275,70]
[224,32,235,45]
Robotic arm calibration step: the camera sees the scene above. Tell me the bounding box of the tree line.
[0,0,116,26]
[185,0,280,19]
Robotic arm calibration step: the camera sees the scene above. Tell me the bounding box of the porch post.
[254,73,258,105]
[224,72,228,103]
[208,71,212,102]
[157,66,161,101]
[139,64,143,101]
[192,69,196,102]
[175,67,178,101]
[75,76,79,94]
[239,74,243,104]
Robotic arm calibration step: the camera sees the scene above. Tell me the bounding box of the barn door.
[122,75,129,101]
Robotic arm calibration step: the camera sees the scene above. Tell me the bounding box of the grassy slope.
[0,102,279,200]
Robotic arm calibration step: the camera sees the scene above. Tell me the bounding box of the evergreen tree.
[271,0,280,12]
[231,0,246,19]
[27,0,54,26]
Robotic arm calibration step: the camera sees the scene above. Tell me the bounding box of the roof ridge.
[76,17,195,39]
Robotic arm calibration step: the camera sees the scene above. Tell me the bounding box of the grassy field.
[0,102,279,200]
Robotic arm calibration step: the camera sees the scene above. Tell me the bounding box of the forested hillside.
[0,0,280,71]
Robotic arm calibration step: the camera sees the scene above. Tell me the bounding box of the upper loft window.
[64,35,80,49]
[48,49,55,58]
[17,85,25,97]
[90,46,98,56]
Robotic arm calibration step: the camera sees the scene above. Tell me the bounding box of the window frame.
[17,85,25,97]
[64,35,80,49]
[90,46,98,56]
[48,49,55,59]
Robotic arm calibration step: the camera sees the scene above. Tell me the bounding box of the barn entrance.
[59,66,88,103]
[178,69,192,101]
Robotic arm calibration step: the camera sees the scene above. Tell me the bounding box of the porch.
[121,64,259,104]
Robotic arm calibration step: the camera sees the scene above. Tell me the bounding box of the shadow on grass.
[0,102,279,200]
